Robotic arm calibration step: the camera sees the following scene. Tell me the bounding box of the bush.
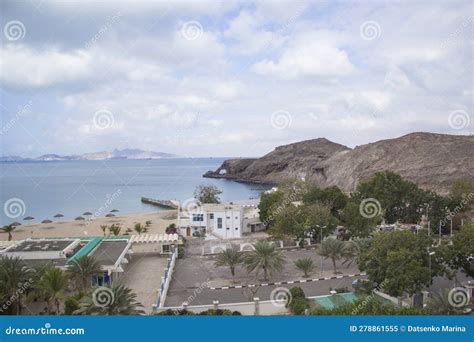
[166,223,177,234]
[287,287,310,315]
[178,245,185,258]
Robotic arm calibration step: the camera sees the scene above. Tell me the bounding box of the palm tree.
[100,225,108,236]
[68,256,102,291]
[36,266,69,315]
[1,224,16,241]
[214,246,243,283]
[318,238,346,274]
[134,223,148,235]
[0,255,33,315]
[295,258,314,278]
[74,283,144,315]
[244,241,285,281]
[109,224,122,236]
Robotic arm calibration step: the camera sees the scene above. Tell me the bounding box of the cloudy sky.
[0,0,472,158]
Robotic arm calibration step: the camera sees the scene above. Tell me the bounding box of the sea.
[0,158,270,225]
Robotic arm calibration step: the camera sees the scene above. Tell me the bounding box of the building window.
[217,218,222,229]
[235,216,238,219]
[226,216,230,219]
[162,244,170,253]
[235,228,238,230]
[226,227,230,230]
[192,214,204,222]
[210,213,214,219]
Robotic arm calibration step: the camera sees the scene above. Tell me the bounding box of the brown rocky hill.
[204,132,474,195]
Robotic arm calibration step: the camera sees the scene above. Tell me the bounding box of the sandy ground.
[1,210,177,241]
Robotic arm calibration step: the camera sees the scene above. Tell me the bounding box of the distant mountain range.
[204,132,474,195]
[0,149,178,162]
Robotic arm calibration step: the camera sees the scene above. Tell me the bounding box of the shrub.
[287,287,310,315]
[166,223,177,234]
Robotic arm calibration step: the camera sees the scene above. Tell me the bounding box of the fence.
[155,249,177,308]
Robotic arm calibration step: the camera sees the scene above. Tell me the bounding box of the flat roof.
[89,240,128,267]
[7,239,75,253]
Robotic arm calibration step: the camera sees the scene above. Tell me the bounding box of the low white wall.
[156,250,177,308]
[156,299,289,315]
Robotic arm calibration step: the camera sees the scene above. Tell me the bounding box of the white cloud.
[252,30,354,79]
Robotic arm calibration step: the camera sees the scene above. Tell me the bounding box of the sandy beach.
[1,210,178,241]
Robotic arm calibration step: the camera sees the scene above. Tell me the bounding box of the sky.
[0,0,472,158]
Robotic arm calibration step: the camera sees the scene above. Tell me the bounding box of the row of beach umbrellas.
[11,209,120,224]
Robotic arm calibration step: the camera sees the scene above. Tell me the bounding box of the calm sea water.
[0,158,269,225]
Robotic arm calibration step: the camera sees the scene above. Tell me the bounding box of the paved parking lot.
[165,248,364,307]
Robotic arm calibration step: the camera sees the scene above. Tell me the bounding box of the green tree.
[318,238,347,274]
[258,190,285,226]
[450,179,474,200]
[271,203,337,242]
[303,185,348,219]
[355,171,425,224]
[108,224,122,236]
[341,201,380,238]
[0,255,33,315]
[134,223,148,235]
[445,221,474,277]
[244,241,285,281]
[358,231,445,299]
[194,185,222,204]
[75,283,144,315]
[295,258,314,278]
[165,223,177,234]
[68,255,102,292]
[100,225,108,236]
[37,266,69,315]
[1,224,16,241]
[214,246,243,283]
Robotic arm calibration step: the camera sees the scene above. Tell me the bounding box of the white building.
[178,200,264,239]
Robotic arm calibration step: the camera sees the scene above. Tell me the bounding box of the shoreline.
[1,210,177,241]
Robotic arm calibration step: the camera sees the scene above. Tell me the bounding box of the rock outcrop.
[204,132,474,194]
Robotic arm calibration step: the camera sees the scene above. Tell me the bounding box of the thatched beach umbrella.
[41,219,53,224]
[110,209,119,213]
[23,216,34,221]
[75,216,85,221]
[82,212,93,216]
[105,213,115,218]
[11,222,22,226]
[53,214,64,218]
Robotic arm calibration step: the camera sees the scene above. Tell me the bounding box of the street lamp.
[316,224,327,276]
[428,251,436,294]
